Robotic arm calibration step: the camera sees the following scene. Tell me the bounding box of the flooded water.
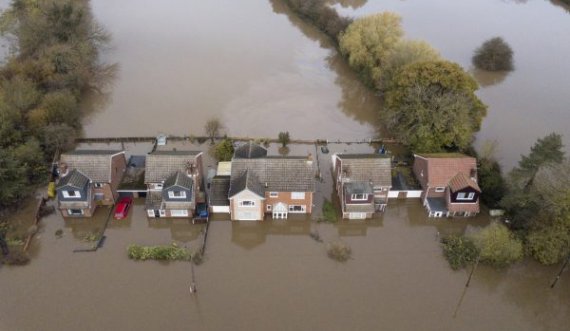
[2,0,570,330]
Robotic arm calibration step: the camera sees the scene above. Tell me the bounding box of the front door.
[154,210,160,217]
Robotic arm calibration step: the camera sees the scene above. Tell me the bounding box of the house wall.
[446,189,480,214]
[110,153,127,200]
[449,187,480,204]
[412,156,429,189]
[264,191,313,214]
[93,183,115,205]
[344,192,373,205]
[230,190,264,221]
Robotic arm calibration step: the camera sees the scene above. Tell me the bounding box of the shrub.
[471,223,523,267]
[127,243,192,261]
[322,200,337,223]
[213,138,234,162]
[327,241,352,262]
[441,235,479,270]
[278,131,290,148]
[1,251,30,266]
[472,37,514,71]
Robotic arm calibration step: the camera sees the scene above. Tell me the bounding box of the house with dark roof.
[227,143,315,221]
[56,150,127,217]
[413,153,481,217]
[144,150,203,218]
[332,154,392,219]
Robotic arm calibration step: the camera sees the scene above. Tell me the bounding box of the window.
[170,210,189,217]
[67,209,83,216]
[94,183,104,188]
[351,193,368,201]
[266,205,272,211]
[457,192,475,201]
[269,192,278,198]
[291,192,305,200]
[239,200,256,207]
[168,191,187,199]
[152,183,163,190]
[288,205,306,213]
[435,187,445,193]
[63,190,81,198]
[159,210,166,217]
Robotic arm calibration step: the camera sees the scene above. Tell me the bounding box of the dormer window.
[168,191,186,199]
[457,192,475,200]
[63,190,81,198]
[351,193,368,201]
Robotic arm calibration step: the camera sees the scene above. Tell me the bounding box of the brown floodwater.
[2,0,570,330]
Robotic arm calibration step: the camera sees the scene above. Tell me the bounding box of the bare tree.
[204,118,222,144]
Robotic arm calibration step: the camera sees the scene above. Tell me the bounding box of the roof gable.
[163,171,193,190]
[234,142,268,159]
[60,150,124,183]
[56,169,89,189]
[229,169,264,198]
[449,172,481,192]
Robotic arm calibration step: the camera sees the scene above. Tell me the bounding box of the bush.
[441,235,479,270]
[127,243,192,261]
[1,250,30,266]
[471,223,523,267]
[472,37,514,71]
[327,241,352,262]
[478,158,506,208]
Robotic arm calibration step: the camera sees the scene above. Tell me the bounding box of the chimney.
[59,162,69,177]
[306,153,313,165]
[186,162,195,177]
[470,168,477,182]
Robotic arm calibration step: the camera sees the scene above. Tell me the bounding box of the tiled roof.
[210,176,230,206]
[415,154,477,188]
[60,150,123,182]
[229,169,264,198]
[229,157,315,196]
[144,151,201,183]
[56,169,89,189]
[449,172,481,192]
[345,203,375,213]
[164,171,193,190]
[234,142,268,159]
[344,182,373,195]
[336,154,392,187]
[145,191,163,209]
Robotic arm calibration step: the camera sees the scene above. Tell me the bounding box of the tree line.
[0,0,112,212]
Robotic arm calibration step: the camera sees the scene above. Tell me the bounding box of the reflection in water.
[470,68,510,88]
[328,0,368,9]
[231,220,310,250]
[336,218,383,237]
[550,0,570,13]
[148,219,204,243]
[269,0,384,134]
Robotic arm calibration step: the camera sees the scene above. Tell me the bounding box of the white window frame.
[266,205,272,211]
[291,192,305,200]
[63,190,81,198]
[457,192,475,201]
[168,190,187,199]
[350,193,368,201]
[269,192,278,198]
[94,183,104,188]
[170,210,189,217]
[147,210,155,217]
[435,187,445,193]
[159,210,166,217]
[239,200,256,207]
[288,205,306,213]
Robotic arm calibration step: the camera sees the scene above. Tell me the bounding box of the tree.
[526,217,570,265]
[471,222,523,267]
[0,147,28,208]
[339,12,403,86]
[441,235,479,270]
[204,118,222,144]
[472,37,514,71]
[381,40,441,89]
[278,131,291,148]
[213,138,234,162]
[384,61,487,152]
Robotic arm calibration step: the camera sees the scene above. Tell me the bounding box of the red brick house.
[413,153,481,218]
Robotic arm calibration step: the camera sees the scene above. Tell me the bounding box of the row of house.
[55,143,482,220]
